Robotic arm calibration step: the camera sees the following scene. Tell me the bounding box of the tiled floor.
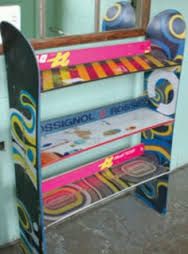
[1,166,188,254]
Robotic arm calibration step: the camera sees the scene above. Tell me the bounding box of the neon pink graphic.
[42,144,144,193]
[37,40,151,71]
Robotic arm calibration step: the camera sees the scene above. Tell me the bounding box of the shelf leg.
[135,175,169,214]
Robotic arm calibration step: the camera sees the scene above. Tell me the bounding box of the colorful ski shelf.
[41,53,180,92]
[43,153,169,226]
[41,107,174,168]
[1,8,186,254]
[37,40,151,71]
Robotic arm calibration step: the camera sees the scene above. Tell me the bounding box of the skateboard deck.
[1,22,45,254]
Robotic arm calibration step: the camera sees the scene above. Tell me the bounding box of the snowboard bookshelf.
[1,8,186,254]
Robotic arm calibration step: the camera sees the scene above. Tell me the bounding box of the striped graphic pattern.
[41,53,180,92]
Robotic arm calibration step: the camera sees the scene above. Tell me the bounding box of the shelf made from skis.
[41,96,174,168]
[41,53,180,92]
[43,143,169,228]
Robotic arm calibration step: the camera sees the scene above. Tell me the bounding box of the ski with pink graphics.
[37,40,151,71]
[42,144,144,193]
